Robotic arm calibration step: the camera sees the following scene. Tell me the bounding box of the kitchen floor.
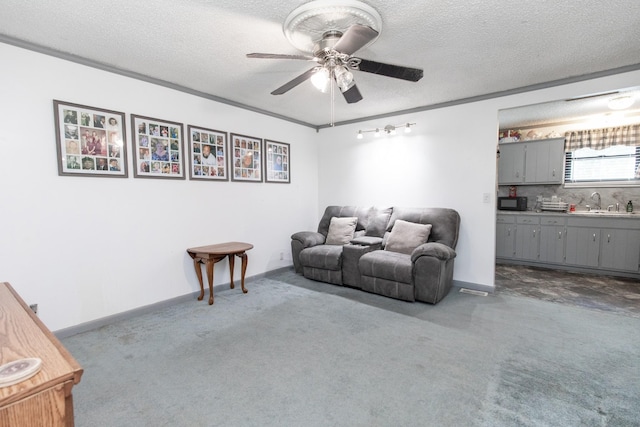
[495,263,640,319]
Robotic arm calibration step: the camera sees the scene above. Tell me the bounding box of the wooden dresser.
[0,282,83,427]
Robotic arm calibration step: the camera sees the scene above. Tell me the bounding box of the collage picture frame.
[264,140,290,183]
[188,125,229,181]
[53,100,128,177]
[230,133,263,182]
[53,101,291,184]
[131,114,185,179]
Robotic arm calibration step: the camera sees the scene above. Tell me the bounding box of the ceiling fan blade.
[332,24,379,55]
[356,59,424,82]
[247,53,315,61]
[341,83,363,104]
[271,68,317,95]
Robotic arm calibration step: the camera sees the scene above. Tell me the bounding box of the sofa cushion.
[365,207,392,237]
[299,245,344,270]
[387,207,460,249]
[317,206,370,236]
[359,250,413,284]
[385,220,432,255]
[325,217,358,245]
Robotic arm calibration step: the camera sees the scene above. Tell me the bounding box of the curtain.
[564,123,640,152]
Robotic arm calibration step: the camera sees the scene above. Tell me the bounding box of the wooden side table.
[186,242,253,305]
[1,282,83,427]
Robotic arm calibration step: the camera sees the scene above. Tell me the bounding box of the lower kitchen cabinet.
[539,216,566,263]
[514,216,539,261]
[600,228,640,271]
[497,212,640,278]
[496,215,515,258]
[565,226,600,268]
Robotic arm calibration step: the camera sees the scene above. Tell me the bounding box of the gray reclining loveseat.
[291,206,461,304]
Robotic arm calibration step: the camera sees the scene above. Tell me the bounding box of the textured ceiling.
[1,0,640,128]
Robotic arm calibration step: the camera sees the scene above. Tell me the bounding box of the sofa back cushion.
[317,206,370,237]
[387,207,461,249]
[385,219,432,254]
[325,217,358,245]
[364,206,393,237]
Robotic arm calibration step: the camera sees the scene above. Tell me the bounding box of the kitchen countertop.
[497,210,639,219]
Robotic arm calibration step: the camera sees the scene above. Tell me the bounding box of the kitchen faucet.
[590,192,601,210]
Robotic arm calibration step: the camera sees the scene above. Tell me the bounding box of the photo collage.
[231,134,262,182]
[189,126,227,180]
[54,100,290,183]
[56,102,126,176]
[265,140,290,183]
[133,115,183,178]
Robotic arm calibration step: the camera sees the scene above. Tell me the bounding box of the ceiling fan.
[246,1,423,107]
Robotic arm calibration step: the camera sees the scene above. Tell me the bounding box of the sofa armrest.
[342,243,382,288]
[412,242,457,304]
[291,231,326,274]
[350,236,383,246]
[291,231,326,248]
[411,242,456,262]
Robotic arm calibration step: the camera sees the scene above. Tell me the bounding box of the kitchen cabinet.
[496,215,516,258]
[514,216,539,261]
[600,227,640,272]
[565,226,600,268]
[539,216,566,263]
[566,217,640,272]
[497,143,525,184]
[497,213,640,278]
[525,138,565,183]
[497,138,564,185]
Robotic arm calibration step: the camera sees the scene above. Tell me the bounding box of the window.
[565,145,640,185]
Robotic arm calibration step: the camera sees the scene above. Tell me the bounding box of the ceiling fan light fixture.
[310,67,330,92]
[608,95,634,110]
[334,65,354,92]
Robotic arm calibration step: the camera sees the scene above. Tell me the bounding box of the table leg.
[194,259,205,302]
[228,254,235,289]
[206,259,215,305]
[239,252,248,294]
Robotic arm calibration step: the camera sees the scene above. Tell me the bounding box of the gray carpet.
[61,269,640,426]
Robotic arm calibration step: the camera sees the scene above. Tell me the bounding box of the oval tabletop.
[187,242,253,255]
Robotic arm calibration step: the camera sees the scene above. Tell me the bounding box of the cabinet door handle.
[607,234,611,243]
[516,171,520,178]
[593,233,596,241]
[552,169,556,177]
[508,228,511,236]
[533,229,536,237]
[558,231,562,239]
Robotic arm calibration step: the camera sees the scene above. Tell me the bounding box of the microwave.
[498,196,527,211]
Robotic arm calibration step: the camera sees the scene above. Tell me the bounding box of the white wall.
[317,69,640,288]
[0,43,319,331]
[3,41,639,331]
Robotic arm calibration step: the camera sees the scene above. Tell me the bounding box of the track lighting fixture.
[356,122,415,138]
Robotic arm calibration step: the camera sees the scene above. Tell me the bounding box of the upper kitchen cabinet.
[498,138,564,185]
[497,143,525,184]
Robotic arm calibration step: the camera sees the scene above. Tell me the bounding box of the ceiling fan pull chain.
[330,74,335,126]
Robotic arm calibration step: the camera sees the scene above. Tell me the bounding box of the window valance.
[564,124,640,152]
